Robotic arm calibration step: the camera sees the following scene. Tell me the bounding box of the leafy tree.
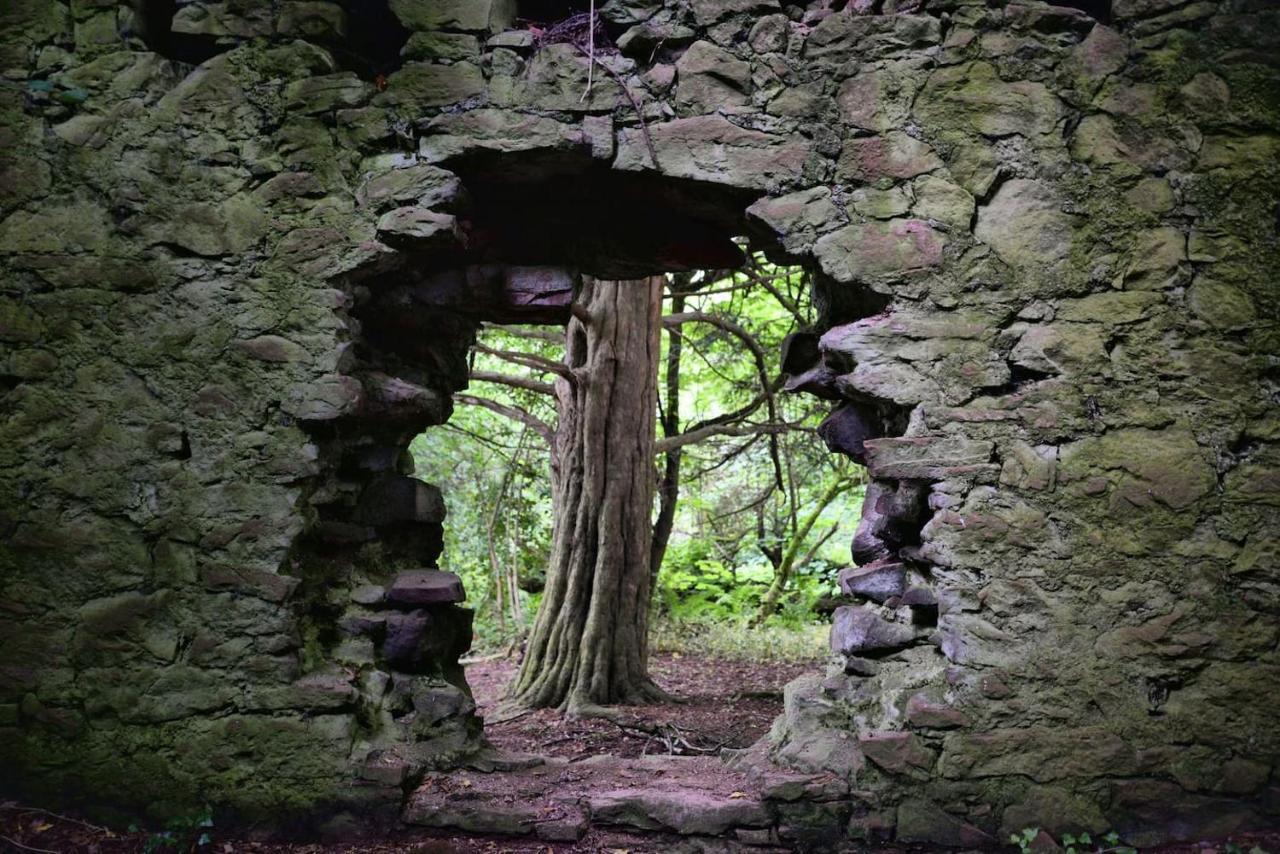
[415,259,864,711]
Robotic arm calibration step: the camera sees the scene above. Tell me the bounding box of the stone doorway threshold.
[404,751,853,851]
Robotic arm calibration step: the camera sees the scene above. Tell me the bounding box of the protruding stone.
[838,561,906,603]
[844,656,879,677]
[830,606,917,655]
[817,404,879,462]
[382,610,432,670]
[615,115,810,189]
[852,480,928,565]
[354,477,446,527]
[408,678,474,726]
[375,207,463,252]
[858,731,935,775]
[896,799,995,848]
[900,586,938,608]
[387,570,465,606]
[905,693,968,729]
[360,750,410,786]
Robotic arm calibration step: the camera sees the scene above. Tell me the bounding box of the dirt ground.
[467,652,814,758]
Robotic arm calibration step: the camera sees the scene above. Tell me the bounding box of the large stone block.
[974,179,1077,270]
[389,0,514,32]
[354,476,446,527]
[896,799,995,848]
[381,62,485,112]
[387,570,465,606]
[813,219,946,282]
[614,115,810,189]
[915,61,1064,137]
[862,436,994,481]
[830,606,917,655]
[674,40,750,112]
[835,132,942,183]
[838,562,906,603]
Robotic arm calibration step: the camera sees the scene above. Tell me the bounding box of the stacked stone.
[1,0,1277,845]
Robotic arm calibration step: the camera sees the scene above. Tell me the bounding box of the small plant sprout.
[1011,827,1138,854]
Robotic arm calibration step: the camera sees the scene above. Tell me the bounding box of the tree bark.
[509,276,668,712]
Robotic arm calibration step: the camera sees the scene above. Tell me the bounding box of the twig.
[0,806,110,835]
[581,0,596,102]
[573,43,660,169]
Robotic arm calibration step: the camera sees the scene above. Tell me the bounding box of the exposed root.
[612,719,734,756]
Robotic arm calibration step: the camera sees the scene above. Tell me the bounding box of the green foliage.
[413,259,865,652]
[655,537,838,627]
[651,615,827,663]
[1010,827,1137,854]
[129,806,214,853]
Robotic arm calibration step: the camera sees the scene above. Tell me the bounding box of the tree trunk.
[509,276,668,712]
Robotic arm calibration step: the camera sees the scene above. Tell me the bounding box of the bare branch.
[663,310,785,489]
[654,420,796,453]
[470,370,556,396]
[455,393,553,444]
[484,325,565,344]
[474,343,573,380]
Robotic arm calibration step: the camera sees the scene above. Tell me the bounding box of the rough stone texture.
[0,0,1277,845]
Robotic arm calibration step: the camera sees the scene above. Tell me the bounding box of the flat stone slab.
[404,753,793,842]
[387,570,465,605]
[838,561,906,603]
[588,787,770,835]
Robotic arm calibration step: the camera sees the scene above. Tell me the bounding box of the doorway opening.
[304,150,933,844]
[411,256,866,763]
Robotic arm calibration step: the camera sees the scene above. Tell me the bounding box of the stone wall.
[1,0,1277,843]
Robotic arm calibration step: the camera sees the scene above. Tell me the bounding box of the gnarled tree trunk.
[508,276,668,712]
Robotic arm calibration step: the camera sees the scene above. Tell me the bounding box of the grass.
[650,616,828,664]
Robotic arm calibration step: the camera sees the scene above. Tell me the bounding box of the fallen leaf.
[729,791,747,799]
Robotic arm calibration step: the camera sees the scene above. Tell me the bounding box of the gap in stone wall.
[1045,0,1112,22]
[335,0,411,78]
[134,0,230,65]
[291,154,916,798]
[517,0,595,25]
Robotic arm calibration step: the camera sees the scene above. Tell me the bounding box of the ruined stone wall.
[0,0,1277,843]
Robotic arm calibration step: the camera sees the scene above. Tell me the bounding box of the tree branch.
[653,420,795,453]
[663,311,785,490]
[484,325,565,344]
[473,343,574,380]
[455,393,553,444]
[470,370,556,396]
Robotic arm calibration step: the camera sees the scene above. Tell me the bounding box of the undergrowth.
[651,616,827,663]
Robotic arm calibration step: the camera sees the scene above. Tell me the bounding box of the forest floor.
[467,652,814,758]
[5,653,1279,853]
